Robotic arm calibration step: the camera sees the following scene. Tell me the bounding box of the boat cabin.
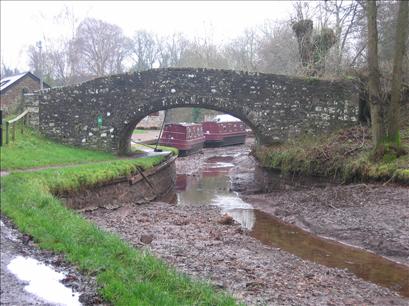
[202,114,246,147]
[159,123,205,156]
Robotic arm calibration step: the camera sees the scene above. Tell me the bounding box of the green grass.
[18,156,166,196]
[1,129,115,170]
[133,129,147,134]
[0,129,237,305]
[1,171,236,305]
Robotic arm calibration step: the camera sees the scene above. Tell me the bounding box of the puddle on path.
[175,152,409,297]
[7,256,81,306]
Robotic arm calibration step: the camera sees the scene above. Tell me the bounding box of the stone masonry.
[25,68,359,155]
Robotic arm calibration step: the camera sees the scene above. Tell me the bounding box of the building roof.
[213,114,241,122]
[0,72,50,93]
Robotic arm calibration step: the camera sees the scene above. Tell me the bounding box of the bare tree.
[178,35,228,69]
[73,18,131,77]
[130,30,158,71]
[224,28,259,71]
[27,42,55,85]
[1,64,20,78]
[321,0,363,75]
[156,33,189,68]
[257,21,299,75]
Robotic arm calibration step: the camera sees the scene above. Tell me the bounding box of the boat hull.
[178,142,204,156]
[204,134,246,147]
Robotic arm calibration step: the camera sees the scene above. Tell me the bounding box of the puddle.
[7,256,81,306]
[175,151,409,298]
[205,156,234,163]
[202,156,235,175]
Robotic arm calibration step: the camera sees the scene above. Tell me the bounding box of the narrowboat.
[159,123,205,156]
[202,114,246,147]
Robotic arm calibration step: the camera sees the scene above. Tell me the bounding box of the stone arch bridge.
[25,68,359,154]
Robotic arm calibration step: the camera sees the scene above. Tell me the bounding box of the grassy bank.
[0,131,236,305]
[254,119,409,185]
[1,129,115,170]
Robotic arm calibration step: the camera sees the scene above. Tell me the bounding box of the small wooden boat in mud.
[202,114,246,147]
[159,123,205,156]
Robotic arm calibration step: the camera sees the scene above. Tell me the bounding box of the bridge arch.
[25,68,359,154]
[118,99,264,154]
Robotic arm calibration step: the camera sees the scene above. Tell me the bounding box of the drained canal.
[84,140,409,305]
[175,144,409,298]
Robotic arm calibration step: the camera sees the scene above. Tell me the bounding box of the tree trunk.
[366,0,385,151]
[387,0,408,149]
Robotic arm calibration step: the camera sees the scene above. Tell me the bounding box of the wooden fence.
[3,109,30,145]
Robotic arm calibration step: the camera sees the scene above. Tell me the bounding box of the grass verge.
[1,131,236,305]
[1,129,115,170]
[1,168,236,305]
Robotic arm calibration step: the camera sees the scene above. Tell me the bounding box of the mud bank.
[243,182,409,267]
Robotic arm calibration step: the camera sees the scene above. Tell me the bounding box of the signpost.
[97,114,103,128]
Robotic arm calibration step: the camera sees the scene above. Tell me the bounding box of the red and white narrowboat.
[159,123,205,156]
[202,114,246,147]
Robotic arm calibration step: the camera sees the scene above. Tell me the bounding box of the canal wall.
[62,156,176,210]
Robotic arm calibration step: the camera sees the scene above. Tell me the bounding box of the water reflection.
[212,196,255,230]
[176,155,255,229]
[251,210,409,297]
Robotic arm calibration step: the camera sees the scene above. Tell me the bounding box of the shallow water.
[175,151,409,297]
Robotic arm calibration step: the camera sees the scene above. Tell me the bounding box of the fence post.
[12,123,15,142]
[0,110,2,147]
[6,122,9,144]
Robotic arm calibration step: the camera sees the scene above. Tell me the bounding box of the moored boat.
[159,123,205,156]
[202,114,246,147]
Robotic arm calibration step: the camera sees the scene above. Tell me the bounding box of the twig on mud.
[328,203,342,211]
[344,125,368,156]
[347,183,368,188]
[382,174,395,186]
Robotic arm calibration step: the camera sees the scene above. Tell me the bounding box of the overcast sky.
[1,1,295,71]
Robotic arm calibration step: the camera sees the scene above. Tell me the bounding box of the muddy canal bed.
[84,140,409,305]
[244,184,409,266]
[84,202,406,305]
